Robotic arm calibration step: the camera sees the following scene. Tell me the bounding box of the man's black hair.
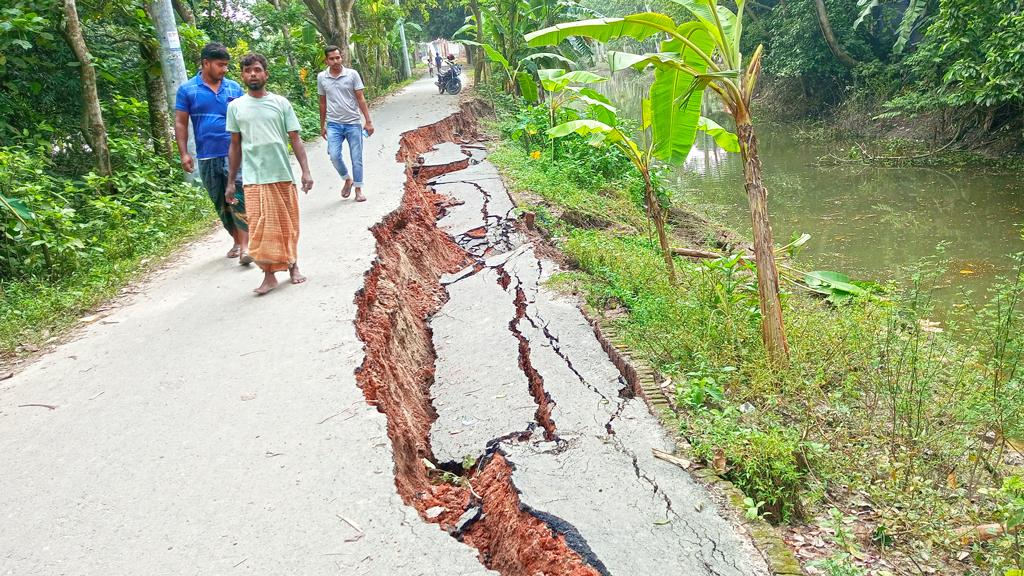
[200,42,231,63]
[324,45,341,56]
[240,53,269,72]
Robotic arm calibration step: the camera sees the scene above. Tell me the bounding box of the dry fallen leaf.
[712,448,728,474]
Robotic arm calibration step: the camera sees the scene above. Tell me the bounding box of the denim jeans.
[326,122,364,188]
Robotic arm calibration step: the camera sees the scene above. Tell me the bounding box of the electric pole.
[148,0,197,181]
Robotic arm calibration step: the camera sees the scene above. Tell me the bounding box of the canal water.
[598,72,1024,305]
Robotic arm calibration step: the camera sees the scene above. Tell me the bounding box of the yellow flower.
[299,68,309,82]
[530,150,542,160]
[526,128,538,135]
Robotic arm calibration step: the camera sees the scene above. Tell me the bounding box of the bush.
[0,137,212,353]
[688,408,807,523]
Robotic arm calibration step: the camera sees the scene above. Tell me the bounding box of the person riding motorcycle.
[435,55,461,92]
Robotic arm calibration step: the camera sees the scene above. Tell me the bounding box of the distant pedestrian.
[225,53,314,296]
[174,42,250,264]
[424,55,433,77]
[318,45,374,203]
[434,52,442,73]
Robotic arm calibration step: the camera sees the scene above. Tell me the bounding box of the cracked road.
[420,136,770,576]
[0,77,769,575]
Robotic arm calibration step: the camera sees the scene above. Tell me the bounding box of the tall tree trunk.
[172,0,196,25]
[302,0,355,63]
[736,120,789,365]
[470,0,484,84]
[140,42,174,159]
[642,170,676,284]
[813,0,860,67]
[61,0,112,178]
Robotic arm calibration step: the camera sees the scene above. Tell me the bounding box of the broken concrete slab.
[423,221,769,575]
[419,142,469,167]
[435,181,487,236]
[431,170,519,257]
[428,264,537,465]
[501,423,760,576]
[462,146,489,164]
[430,161,502,185]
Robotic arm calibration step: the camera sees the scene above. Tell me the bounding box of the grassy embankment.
[484,94,1024,574]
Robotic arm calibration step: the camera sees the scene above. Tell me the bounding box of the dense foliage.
[722,0,1023,140]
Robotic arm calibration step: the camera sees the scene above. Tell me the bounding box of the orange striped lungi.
[244,181,300,273]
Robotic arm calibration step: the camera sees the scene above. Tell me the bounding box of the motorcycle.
[436,63,463,95]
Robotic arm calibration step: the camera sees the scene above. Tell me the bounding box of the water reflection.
[594,69,1024,304]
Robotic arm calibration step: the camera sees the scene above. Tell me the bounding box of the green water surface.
[599,73,1024,304]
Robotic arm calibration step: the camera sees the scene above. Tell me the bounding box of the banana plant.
[1,192,32,227]
[526,0,792,364]
[535,68,609,156]
[548,103,738,285]
[459,39,574,103]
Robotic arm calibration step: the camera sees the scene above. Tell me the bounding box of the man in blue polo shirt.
[175,42,250,263]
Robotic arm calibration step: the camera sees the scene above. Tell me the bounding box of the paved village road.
[0,77,494,576]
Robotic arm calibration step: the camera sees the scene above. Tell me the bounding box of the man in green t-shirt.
[225,53,314,296]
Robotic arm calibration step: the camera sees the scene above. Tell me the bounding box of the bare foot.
[239,251,253,266]
[254,272,278,296]
[354,189,366,202]
[226,245,241,258]
[289,264,307,285]
[341,179,353,198]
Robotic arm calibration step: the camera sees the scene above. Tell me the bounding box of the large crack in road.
[354,100,771,576]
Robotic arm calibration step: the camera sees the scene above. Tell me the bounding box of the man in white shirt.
[317,45,374,203]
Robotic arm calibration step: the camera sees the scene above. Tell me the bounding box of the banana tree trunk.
[737,121,789,365]
[642,169,676,284]
[62,0,112,179]
[470,0,484,84]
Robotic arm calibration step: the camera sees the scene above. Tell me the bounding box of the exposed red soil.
[464,226,488,239]
[507,278,558,440]
[353,101,600,576]
[414,157,471,181]
[461,453,600,576]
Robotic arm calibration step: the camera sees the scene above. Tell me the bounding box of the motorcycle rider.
[436,55,460,93]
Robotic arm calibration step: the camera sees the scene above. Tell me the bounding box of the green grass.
[489,143,647,232]
[0,190,213,357]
